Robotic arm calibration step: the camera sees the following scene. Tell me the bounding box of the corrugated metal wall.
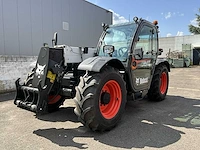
[0,0,112,56]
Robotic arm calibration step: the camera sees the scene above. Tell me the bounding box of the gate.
[193,49,200,65]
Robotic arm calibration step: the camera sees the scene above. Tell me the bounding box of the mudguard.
[156,58,170,71]
[78,56,125,72]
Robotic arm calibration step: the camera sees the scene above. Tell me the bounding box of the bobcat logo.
[35,63,46,78]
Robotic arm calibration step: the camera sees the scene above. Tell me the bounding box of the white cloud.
[109,9,129,24]
[166,32,184,37]
[162,12,184,19]
[190,18,198,27]
[165,12,172,19]
[167,33,172,37]
[176,31,184,36]
[176,12,184,16]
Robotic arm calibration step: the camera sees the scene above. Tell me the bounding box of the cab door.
[131,25,158,91]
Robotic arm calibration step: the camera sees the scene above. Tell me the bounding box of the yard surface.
[0,66,200,150]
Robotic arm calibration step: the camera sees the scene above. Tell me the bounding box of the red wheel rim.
[99,80,122,119]
[48,95,61,104]
[160,72,167,94]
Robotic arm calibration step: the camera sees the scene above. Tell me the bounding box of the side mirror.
[52,32,58,47]
[103,45,115,56]
[158,48,163,55]
[134,48,143,60]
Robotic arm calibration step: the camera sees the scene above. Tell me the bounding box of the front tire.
[74,66,126,131]
[47,95,65,112]
[148,64,169,101]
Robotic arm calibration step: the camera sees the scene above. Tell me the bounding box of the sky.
[86,0,200,37]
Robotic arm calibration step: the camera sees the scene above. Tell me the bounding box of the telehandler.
[14,17,170,131]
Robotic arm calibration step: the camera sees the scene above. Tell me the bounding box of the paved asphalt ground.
[0,66,200,150]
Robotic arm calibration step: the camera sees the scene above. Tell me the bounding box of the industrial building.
[0,0,112,56]
[0,0,199,64]
[159,34,200,66]
[0,0,112,93]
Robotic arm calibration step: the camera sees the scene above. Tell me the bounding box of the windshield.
[98,22,137,61]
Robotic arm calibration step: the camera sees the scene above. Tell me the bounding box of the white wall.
[0,55,36,93]
[159,34,200,58]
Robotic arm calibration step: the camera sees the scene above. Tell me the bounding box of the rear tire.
[74,66,126,131]
[148,64,169,101]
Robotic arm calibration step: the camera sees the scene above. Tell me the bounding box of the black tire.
[24,69,65,112]
[74,66,126,131]
[148,64,169,101]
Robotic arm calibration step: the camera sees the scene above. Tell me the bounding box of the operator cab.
[97,18,160,93]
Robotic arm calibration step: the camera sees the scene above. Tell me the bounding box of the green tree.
[189,8,200,34]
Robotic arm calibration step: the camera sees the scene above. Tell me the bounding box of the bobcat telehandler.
[14,17,170,131]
